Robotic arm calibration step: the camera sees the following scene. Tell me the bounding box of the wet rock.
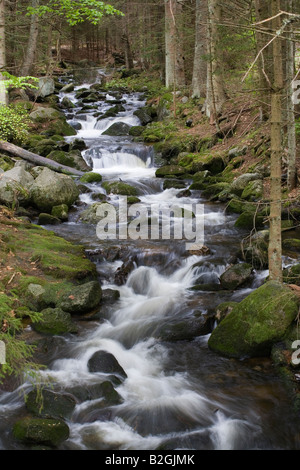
[26,389,77,419]
[61,96,75,109]
[208,281,299,358]
[102,181,138,196]
[80,172,103,184]
[133,107,154,125]
[102,122,131,136]
[101,289,120,304]
[176,189,192,198]
[60,83,75,93]
[114,259,135,286]
[163,179,186,190]
[59,281,102,314]
[157,314,213,342]
[219,263,253,290]
[13,417,70,447]
[87,350,127,379]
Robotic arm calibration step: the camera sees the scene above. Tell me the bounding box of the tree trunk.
[206,0,227,121]
[192,0,207,98]
[286,0,297,191]
[0,0,7,105]
[0,141,84,177]
[20,0,40,76]
[268,0,283,283]
[165,0,185,89]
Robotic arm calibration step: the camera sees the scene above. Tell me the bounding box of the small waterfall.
[83,143,154,171]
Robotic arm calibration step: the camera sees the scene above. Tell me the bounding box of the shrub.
[0,104,30,144]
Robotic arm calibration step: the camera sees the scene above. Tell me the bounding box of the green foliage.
[0,104,31,144]
[1,72,38,91]
[27,0,124,26]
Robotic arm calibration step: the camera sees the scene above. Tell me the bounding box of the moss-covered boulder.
[13,417,70,447]
[234,211,265,230]
[219,263,253,290]
[80,172,103,184]
[38,213,61,226]
[30,167,79,212]
[102,181,138,196]
[59,281,102,315]
[208,281,299,359]
[230,173,263,197]
[0,166,34,207]
[155,165,187,178]
[26,389,77,419]
[241,179,263,201]
[282,239,300,253]
[283,264,300,286]
[32,307,78,335]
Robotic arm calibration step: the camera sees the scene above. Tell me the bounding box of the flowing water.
[1,70,300,451]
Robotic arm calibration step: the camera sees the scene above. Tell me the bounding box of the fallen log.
[0,141,84,177]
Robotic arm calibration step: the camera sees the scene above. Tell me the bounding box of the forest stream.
[0,69,300,451]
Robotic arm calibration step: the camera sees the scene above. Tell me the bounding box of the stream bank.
[0,67,300,450]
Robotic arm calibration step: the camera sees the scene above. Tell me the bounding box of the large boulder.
[29,107,63,122]
[0,166,34,206]
[30,167,79,211]
[208,281,299,359]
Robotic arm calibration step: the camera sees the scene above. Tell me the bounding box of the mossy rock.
[51,204,69,221]
[163,179,186,190]
[234,211,265,230]
[208,281,299,359]
[32,307,78,335]
[282,239,300,252]
[127,196,141,204]
[241,180,263,201]
[283,264,300,286]
[38,213,61,226]
[59,280,102,315]
[155,165,186,178]
[13,417,70,447]
[240,230,269,269]
[102,181,138,196]
[47,150,76,168]
[129,126,144,136]
[26,389,77,419]
[0,155,15,172]
[80,172,103,184]
[215,301,238,324]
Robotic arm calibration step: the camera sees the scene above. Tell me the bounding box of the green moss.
[102,181,138,196]
[208,281,299,358]
[80,172,103,184]
[47,150,76,168]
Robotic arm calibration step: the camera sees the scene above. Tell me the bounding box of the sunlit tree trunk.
[268,0,283,282]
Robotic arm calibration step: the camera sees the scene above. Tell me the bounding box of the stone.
[155,165,187,178]
[0,166,34,207]
[30,167,79,211]
[29,107,63,122]
[61,96,75,109]
[26,389,77,419]
[13,417,69,447]
[59,281,102,314]
[102,122,131,136]
[38,213,61,225]
[60,83,75,93]
[80,172,103,184]
[219,263,253,290]
[208,281,299,358]
[33,307,78,335]
[51,204,69,221]
[241,179,263,201]
[87,350,127,379]
[230,173,263,197]
[34,77,55,99]
[102,181,138,197]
